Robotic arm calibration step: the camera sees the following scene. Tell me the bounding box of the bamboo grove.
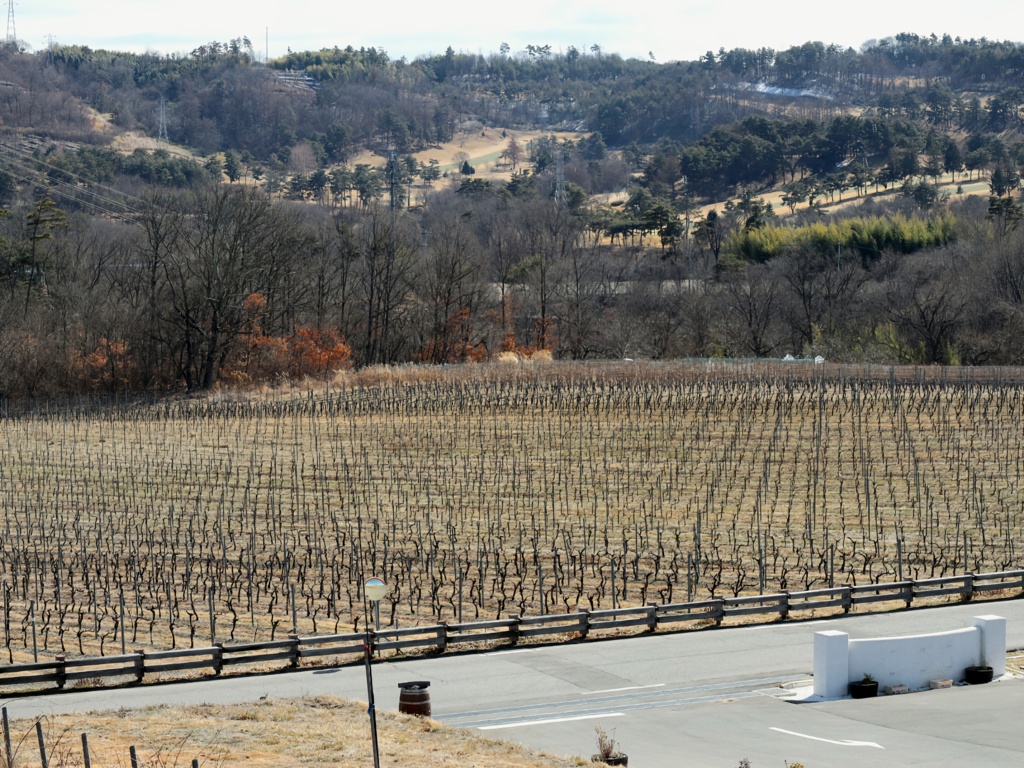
[2,361,1023,662]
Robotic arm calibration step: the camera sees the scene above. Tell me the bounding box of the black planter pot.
[965,665,994,685]
[849,680,879,699]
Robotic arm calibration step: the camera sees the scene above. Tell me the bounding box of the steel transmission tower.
[386,150,400,211]
[554,145,567,207]
[158,98,169,142]
[6,0,15,46]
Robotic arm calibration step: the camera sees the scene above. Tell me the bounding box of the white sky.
[13,1,1023,63]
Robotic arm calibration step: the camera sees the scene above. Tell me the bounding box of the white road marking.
[583,684,666,695]
[479,712,625,730]
[770,727,884,749]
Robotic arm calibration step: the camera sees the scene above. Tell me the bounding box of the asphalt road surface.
[4,599,1024,766]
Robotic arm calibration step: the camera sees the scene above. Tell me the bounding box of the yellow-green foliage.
[727,213,961,263]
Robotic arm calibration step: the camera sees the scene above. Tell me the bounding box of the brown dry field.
[2,360,1024,663]
[5,696,586,768]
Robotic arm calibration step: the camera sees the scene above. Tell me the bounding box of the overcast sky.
[13,1,1023,63]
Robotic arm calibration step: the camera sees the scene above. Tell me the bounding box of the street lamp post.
[363,577,387,768]
[363,631,381,768]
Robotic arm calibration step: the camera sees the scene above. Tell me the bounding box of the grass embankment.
[7,696,585,768]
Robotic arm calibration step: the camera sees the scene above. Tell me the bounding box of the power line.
[0,137,148,220]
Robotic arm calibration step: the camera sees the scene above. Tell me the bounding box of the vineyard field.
[2,360,1023,662]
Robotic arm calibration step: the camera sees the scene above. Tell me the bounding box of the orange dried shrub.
[463,341,489,362]
[288,326,352,378]
[242,292,268,319]
[499,329,518,353]
[226,326,352,385]
[76,337,136,391]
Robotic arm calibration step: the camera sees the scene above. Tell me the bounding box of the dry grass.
[6,696,585,768]
[347,127,582,178]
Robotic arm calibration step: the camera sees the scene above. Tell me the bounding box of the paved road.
[4,599,1024,766]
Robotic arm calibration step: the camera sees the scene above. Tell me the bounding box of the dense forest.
[0,32,1023,397]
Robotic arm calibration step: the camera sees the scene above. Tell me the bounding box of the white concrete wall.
[814,615,1006,697]
[849,626,980,691]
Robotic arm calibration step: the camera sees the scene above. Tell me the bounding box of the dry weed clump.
[6,697,585,768]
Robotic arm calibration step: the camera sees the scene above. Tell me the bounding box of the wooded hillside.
[0,32,1022,397]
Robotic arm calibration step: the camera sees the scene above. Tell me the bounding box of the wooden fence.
[1,569,1021,694]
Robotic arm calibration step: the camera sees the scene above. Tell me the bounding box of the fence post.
[3,706,13,768]
[904,581,913,609]
[289,635,300,669]
[713,598,724,626]
[437,623,448,654]
[645,604,657,633]
[35,721,47,768]
[213,643,224,677]
[508,615,520,646]
[81,733,91,768]
[841,586,852,614]
[779,593,790,621]
[964,574,975,602]
[55,654,66,690]
[129,745,139,768]
[579,609,590,640]
[134,650,145,683]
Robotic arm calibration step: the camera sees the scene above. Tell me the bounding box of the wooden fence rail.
[1,569,1021,694]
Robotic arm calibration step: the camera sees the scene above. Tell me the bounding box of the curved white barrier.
[813,615,1006,698]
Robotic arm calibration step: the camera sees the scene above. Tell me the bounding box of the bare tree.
[154,185,308,389]
[723,264,783,358]
[415,195,486,363]
[778,244,867,355]
[352,203,418,365]
[883,249,967,364]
